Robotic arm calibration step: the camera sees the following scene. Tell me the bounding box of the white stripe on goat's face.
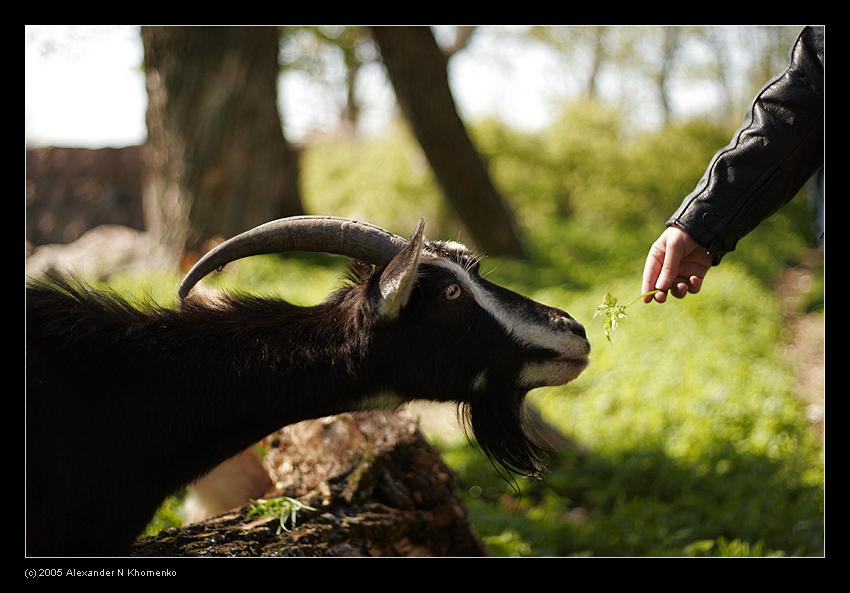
[421,242,589,390]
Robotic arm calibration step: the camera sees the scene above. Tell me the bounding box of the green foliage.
[593,291,626,343]
[300,125,449,239]
[247,496,317,534]
[144,492,184,537]
[484,529,533,557]
[684,536,785,557]
[799,265,825,314]
[472,101,818,291]
[102,253,347,309]
[472,102,733,235]
[593,290,661,342]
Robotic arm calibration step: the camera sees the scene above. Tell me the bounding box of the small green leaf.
[593,289,660,343]
[247,496,317,535]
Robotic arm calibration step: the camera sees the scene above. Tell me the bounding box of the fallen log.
[130,411,487,557]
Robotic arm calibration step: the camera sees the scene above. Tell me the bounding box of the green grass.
[246,496,317,534]
[115,101,821,555]
[143,491,185,537]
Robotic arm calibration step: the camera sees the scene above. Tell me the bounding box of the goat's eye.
[443,283,463,301]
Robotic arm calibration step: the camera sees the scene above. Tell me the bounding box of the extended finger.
[642,243,664,302]
[655,235,685,293]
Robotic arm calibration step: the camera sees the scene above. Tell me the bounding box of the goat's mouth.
[519,354,590,389]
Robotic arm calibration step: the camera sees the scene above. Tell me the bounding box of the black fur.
[26,255,580,555]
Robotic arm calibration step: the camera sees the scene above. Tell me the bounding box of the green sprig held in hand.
[593,290,661,343]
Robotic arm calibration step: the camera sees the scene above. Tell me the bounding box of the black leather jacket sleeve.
[667,25,824,265]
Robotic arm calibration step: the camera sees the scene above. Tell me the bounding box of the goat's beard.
[459,388,551,480]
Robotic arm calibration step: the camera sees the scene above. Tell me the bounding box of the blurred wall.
[25,146,145,249]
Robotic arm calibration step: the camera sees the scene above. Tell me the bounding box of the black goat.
[26,216,590,556]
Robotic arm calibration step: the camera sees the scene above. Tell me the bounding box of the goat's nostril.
[572,322,587,341]
[554,315,586,340]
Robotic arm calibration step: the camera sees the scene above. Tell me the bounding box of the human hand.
[641,226,712,303]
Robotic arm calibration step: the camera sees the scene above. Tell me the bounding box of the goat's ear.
[373,219,425,320]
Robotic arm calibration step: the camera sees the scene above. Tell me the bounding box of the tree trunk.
[586,26,607,100]
[656,28,680,125]
[340,54,362,134]
[141,26,303,267]
[443,26,478,58]
[371,26,526,258]
[704,28,735,124]
[130,412,488,556]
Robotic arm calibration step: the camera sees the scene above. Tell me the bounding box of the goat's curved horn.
[178,216,408,299]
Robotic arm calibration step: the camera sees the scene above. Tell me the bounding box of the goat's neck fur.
[26,280,376,553]
[142,287,377,477]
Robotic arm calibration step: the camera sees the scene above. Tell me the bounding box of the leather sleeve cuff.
[666,209,726,266]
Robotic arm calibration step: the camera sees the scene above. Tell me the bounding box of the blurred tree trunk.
[340,46,362,133]
[702,27,735,125]
[655,27,680,125]
[371,26,525,258]
[442,25,477,58]
[141,26,303,267]
[586,26,608,100]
